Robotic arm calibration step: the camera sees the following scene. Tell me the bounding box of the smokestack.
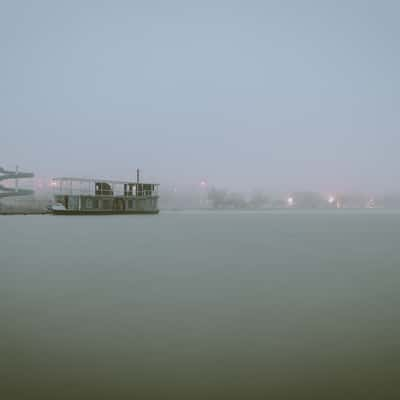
[137,168,140,185]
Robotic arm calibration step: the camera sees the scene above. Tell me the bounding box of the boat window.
[95,182,113,196]
[143,184,152,196]
[124,184,134,197]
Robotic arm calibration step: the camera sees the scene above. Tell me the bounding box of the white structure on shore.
[0,166,34,199]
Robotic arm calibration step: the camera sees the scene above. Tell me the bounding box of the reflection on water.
[2,210,400,399]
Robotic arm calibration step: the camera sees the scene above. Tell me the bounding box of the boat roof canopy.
[53,177,159,185]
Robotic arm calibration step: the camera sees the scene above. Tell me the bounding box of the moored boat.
[51,170,159,215]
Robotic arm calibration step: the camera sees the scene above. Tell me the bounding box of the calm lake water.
[2,210,400,399]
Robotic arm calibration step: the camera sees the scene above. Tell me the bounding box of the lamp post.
[200,180,207,208]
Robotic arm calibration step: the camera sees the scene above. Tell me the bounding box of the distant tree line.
[207,187,248,209]
[207,187,400,210]
[158,185,400,210]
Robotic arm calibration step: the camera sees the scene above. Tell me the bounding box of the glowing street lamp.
[199,180,208,207]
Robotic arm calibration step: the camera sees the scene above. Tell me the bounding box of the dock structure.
[51,171,159,215]
[0,166,34,199]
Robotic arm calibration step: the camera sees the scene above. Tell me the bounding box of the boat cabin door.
[113,198,125,211]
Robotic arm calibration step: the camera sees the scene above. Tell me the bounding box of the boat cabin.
[51,176,159,215]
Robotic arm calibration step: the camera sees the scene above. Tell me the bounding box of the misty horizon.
[1,1,399,192]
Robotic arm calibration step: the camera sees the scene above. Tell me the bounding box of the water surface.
[2,210,400,398]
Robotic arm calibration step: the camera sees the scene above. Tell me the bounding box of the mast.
[136,168,140,197]
[15,165,19,192]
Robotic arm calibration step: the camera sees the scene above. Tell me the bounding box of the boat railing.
[53,186,158,198]
[52,178,159,198]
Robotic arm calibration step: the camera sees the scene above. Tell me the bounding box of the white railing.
[52,179,159,198]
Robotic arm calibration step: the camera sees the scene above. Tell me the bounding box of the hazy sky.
[1,1,399,192]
